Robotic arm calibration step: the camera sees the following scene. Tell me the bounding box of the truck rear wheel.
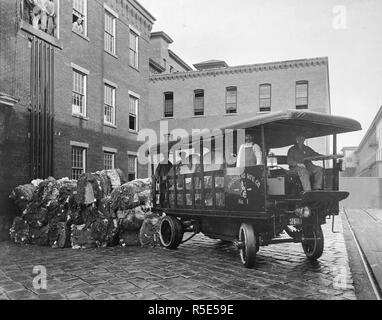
[302,225,324,260]
[239,223,257,268]
[159,216,184,250]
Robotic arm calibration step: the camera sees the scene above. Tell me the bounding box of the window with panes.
[226,87,237,114]
[72,69,86,116]
[128,155,137,181]
[129,31,139,69]
[164,92,174,118]
[104,84,116,125]
[104,11,116,54]
[129,95,138,131]
[72,146,86,180]
[296,81,309,109]
[194,89,205,116]
[103,152,115,170]
[259,84,271,112]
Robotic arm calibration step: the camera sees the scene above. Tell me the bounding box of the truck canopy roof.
[150,110,362,153]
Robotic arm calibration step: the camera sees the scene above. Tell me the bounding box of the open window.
[72,0,87,37]
[22,0,60,39]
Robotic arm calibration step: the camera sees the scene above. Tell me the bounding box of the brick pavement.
[0,214,356,300]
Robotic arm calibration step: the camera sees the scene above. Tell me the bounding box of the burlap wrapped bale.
[139,214,162,248]
[9,184,37,212]
[33,177,60,208]
[117,206,146,232]
[48,222,70,249]
[106,169,126,189]
[9,217,30,244]
[119,231,140,247]
[71,224,97,249]
[23,206,49,228]
[76,170,126,206]
[110,178,152,211]
[29,226,49,246]
[99,196,114,219]
[90,218,119,247]
[78,205,101,228]
[76,173,104,206]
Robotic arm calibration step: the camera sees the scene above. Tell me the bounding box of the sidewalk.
[342,209,382,300]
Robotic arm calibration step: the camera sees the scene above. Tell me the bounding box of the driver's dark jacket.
[287,144,321,168]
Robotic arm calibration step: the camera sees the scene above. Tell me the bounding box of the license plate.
[289,218,302,225]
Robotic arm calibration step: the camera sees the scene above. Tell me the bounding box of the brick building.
[0,0,155,240]
[348,106,382,177]
[149,31,193,75]
[148,57,332,155]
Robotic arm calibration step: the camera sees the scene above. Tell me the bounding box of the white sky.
[140,0,382,150]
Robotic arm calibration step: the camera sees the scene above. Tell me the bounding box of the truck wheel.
[159,216,184,250]
[239,223,257,268]
[302,225,324,260]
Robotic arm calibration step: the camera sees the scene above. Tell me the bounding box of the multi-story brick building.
[149,31,193,75]
[349,106,382,177]
[148,57,332,155]
[0,0,155,240]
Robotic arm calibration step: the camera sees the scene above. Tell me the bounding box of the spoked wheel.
[239,223,257,268]
[159,216,184,250]
[302,225,324,260]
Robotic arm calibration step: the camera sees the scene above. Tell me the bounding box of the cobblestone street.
[0,214,356,300]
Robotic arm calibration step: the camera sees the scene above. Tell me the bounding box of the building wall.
[0,0,154,240]
[0,0,35,240]
[53,0,153,179]
[148,57,331,155]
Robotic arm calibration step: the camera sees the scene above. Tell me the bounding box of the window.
[22,0,60,39]
[226,87,237,114]
[164,92,174,118]
[259,84,271,112]
[104,84,116,125]
[72,69,86,116]
[104,152,115,170]
[128,155,137,181]
[104,10,116,54]
[194,89,205,116]
[129,95,139,131]
[72,0,87,36]
[129,31,139,69]
[72,146,86,180]
[296,81,309,109]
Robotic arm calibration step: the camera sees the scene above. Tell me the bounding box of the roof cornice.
[129,0,156,23]
[355,105,382,153]
[149,58,166,72]
[168,49,193,71]
[150,57,329,82]
[150,31,174,44]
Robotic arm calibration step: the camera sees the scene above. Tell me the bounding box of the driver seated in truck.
[287,135,324,192]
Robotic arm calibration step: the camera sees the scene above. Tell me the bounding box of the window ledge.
[104,122,117,129]
[72,113,89,121]
[0,92,19,108]
[224,113,238,116]
[162,117,174,120]
[257,111,271,114]
[72,30,90,42]
[193,115,205,118]
[129,130,138,135]
[105,50,119,59]
[20,21,62,49]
